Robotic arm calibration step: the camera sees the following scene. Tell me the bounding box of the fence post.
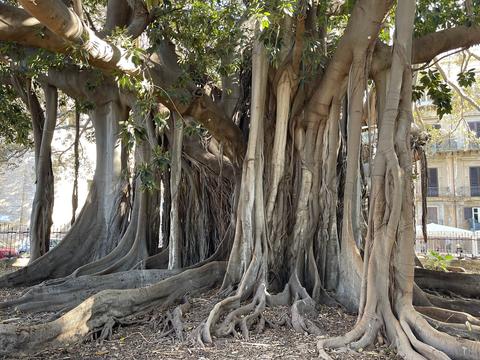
[473,236,479,257]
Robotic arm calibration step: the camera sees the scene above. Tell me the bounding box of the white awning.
[416,223,473,238]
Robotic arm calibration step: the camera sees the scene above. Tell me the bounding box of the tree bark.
[29,84,57,261]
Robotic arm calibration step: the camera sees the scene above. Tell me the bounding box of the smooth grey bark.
[168,115,183,269]
[29,84,57,261]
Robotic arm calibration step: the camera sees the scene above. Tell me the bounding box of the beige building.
[415,112,480,231]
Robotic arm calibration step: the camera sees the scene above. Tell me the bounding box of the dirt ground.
[0,261,415,359]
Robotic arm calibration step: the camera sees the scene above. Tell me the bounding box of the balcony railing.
[427,140,480,153]
[426,186,451,197]
[424,186,480,197]
[456,186,480,197]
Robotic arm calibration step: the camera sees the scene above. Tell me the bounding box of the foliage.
[415,0,479,37]
[0,83,31,146]
[457,68,476,88]
[138,162,157,192]
[424,250,454,272]
[413,69,452,119]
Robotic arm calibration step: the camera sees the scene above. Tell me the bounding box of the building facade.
[415,112,480,231]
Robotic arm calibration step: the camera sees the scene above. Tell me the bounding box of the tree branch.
[1,1,246,163]
[435,60,480,113]
[373,25,480,74]
[0,4,67,53]
[18,0,139,73]
[413,25,480,64]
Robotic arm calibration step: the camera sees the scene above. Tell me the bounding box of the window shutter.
[427,168,438,187]
[464,207,472,219]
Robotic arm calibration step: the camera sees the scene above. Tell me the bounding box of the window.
[468,122,480,137]
[432,124,441,130]
[427,207,438,223]
[474,208,480,223]
[427,168,439,197]
[470,167,480,196]
[464,207,480,230]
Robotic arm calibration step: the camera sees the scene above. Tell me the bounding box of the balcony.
[427,140,480,154]
[426,186,451,197]
[424,186,480,197]
[457,186,480,197]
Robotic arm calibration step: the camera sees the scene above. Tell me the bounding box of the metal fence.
[415,232,480,257]
[0,224,69,257]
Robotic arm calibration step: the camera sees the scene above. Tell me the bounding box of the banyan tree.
[1,0,480,358]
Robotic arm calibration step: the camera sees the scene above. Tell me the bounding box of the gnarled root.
[268,275,323,336]
[198,273,324,346]
[200,283,267,343]
[317,304,480,360]
[0,269,180,314]
[151,297,191,340]
[0,261,226,355]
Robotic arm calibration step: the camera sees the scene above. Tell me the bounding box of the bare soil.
[0,264,401,360]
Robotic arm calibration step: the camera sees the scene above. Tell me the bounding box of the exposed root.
[151,297,191,340]
[415,268,480,299]
[415,306,480,326]
[200,283,267,342]
[426,292,480,318]
[0,269,180,314]
[403,309,480,359]
[0,261,226,355]
[287,276,323,336]
[421,314,480,341]
[318,305,480,360]
[198,273,325,347]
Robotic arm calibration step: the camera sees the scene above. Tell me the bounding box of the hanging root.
[0,261,225,355]
[0,269,180,315]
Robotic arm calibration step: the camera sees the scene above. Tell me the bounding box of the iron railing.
[0,224,69,257]
[416,231,480,257]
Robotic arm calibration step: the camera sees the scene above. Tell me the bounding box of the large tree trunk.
[2,1,480,358]
[0,100,129,286]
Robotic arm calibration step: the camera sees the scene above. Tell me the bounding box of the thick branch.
[0,4,66,52]
[1,2,245,162]
[18,0,139,73]
[373,25,480,74]
[413,25,480,64]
